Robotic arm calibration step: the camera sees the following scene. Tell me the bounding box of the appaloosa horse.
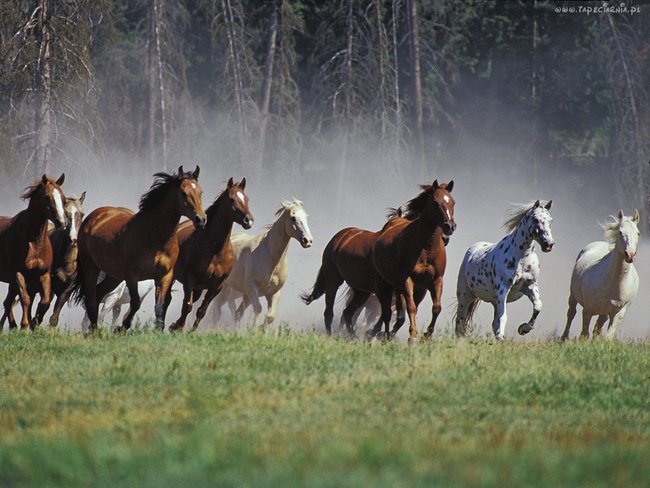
[72,166,206,332]
[455,200,554,340]
[167,177,253,332]
[0,175,67,330]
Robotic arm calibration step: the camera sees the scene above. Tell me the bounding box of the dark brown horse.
[72,166,206,332]
[0,174,67,330]
[369,180,455,342]
[47,192,86,327]
[167,177,253,332]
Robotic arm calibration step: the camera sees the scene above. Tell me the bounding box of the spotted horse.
[455,200,554,340]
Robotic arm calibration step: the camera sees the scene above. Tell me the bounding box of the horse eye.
[291,216,296,222]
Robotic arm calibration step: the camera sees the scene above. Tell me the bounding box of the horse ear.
[79,191,86,204]
[544,200,552,210]
[633,209,640,223]
[432,180,439,189]
[227,177,234,187]
[41,174,48,184]
[192,165,200,179]
[177,165,184,176]
[240,177,246,190]
[617,209,624,220]
[56,173,65,186]
[446,180,454,193]
[534,200,541,208]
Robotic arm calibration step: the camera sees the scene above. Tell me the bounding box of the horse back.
[322,226,380,292]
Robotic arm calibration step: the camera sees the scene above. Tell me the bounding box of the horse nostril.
[302,237,312,247]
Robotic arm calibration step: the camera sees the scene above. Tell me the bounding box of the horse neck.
[260,213,292,264]
[603,243,634,282]
[501,219,535,260]
[206,197,235,247]
[404,211,440,248]
[138,188,183,242]
[23,197,50,240]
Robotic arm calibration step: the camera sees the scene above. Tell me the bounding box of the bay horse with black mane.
[72,166,206,332]
[302,180,455,340]
[368,180,455,342]
[167,177,253,332]
[0,174,67,330]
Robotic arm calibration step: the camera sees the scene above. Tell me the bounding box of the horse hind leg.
[579,309,593,339]
[192,286,223,332]
[455,284,478,338]
[2,284,19,330]
[341,289,370,338]
[592,314,608,338]
[561,293,578,341]
[117,279,142,333]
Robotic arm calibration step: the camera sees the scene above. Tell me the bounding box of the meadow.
[0,328,648,487]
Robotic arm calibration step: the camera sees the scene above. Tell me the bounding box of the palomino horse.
[562,210,639,340]
[369,181,456,342]
[47,192,86,328]
[167,177,253,332]
[455,200,554,340]
[212,199,312,328]
[0,174,67,330]
[73,166,206,332]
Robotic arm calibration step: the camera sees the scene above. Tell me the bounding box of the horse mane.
[275,198,304,217]
[401,185,434,219]
[385,206,403,220]
[600,215,636,246]
[502,201,547,233]
[21,179,47,200]
[139,171,191,212]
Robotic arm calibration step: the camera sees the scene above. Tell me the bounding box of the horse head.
[176,165,207,229]
[23,174,67,229]
[225,177,254,230]
[279,199,312,248]
[431,180,456,236]
[64,191,86,245]
[529,200,555,253]
[613,209,640,263]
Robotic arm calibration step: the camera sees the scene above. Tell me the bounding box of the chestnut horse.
[167,177,253,332]
[367,180,455,342]
[72,166,206,332]
[0,174,67,330]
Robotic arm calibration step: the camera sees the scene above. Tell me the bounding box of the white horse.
[456,200,555,340]
[562,210,639,340]
[212,199,313,328]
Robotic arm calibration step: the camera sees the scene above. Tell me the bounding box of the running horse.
[0,174,67,330]
[302,180,455,340]
[167,177,253,332]
[72,166,206,332]
[369,181,456,342]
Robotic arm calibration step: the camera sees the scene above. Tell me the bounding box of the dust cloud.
[0,128,647,341]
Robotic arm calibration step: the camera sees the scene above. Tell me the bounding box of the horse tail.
[300,266,326,305]
[70,263,86,306]
[452,299,480,336]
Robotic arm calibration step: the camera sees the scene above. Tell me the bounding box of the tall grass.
[0,329,648,487]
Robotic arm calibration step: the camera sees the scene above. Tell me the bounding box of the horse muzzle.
[300,236,313,248]
[193,214,207,229]
[442,222,456,236]
[541,241,554,253]
[624,250,636,263]
[241,215,254,230]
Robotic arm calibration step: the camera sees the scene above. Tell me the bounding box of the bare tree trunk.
[34,0,52,177]
[257,0,279,177]
[531,0,539,189]
[374,0,387,139]
[407,0,424,170]
[391,0,403,167]
[153,0,167,172]
[148,0,157,172]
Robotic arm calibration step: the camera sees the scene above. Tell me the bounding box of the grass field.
[0,328,648,487]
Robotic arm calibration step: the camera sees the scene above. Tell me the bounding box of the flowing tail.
[300,267,326,305]
[69,262,86,306]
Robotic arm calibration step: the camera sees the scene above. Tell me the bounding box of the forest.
[0,0,649,229]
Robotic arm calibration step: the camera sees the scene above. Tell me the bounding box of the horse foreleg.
[341,289,370,337]
[118,279,142,332]
[579,309,592,339]
[264,291,280,328]
[422,281,441,339]
[34,272,52,327]
[48,288,68,328]
[192,286,223,332]
[491,290,508,340]
[390,291,406,337]
[561,293,578,341]
[403,278,418,343]
[592,314,608,338]
[15,272,32,331]
[605,307,627,340]
[170,282,194,332]
[153,272,174,331]
[2,284,19,330]
[517,282,542,336]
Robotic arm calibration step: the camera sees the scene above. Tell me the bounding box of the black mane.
[401,184,435,219]
[139,171,192,212]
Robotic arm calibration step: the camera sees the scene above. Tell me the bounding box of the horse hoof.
[113,326,126,334]
[407,337,417,346]
[518,323,533,335]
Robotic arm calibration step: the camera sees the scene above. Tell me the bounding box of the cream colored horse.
[562,210,640,340]
[212,200,313,328]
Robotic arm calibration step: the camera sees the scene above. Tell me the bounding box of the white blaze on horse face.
[68,206,79,241]
[619,218,640,255]
[443,195,450,203]
[291,206,312,244]
[191,183,196,189]
[236,191,245,204]
[53,188,66,226]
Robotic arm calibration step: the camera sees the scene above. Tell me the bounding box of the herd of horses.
[0,168,641,341]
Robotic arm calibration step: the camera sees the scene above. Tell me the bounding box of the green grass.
[0,328,648,487]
